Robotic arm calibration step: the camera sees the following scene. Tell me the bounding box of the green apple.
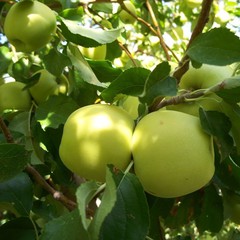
[185,0,202,8]
[132,110,215,198]
[59,104,135,182]
[119,96,139,120]
[179,64,233,91]
[79,45,107,60]
[4,0,56,52]
[0,81,31,114]
[29,69,69,104]
[119,1,137,24]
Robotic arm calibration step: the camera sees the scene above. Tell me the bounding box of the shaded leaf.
[0,172,33,216]
[60,18,122,47]
[0,143,30,182]
[76,181,99,230]
[0,217,36,240]
[101,67,150,102]
[199,108,234,160]
[43,48,71,77]
[195,185,223,233]
[40,209,89,240]
[187,28,240,66]
[99,168,149,240]
[0,46,13,75]
[141,62,177,105]
[35,95,79,130]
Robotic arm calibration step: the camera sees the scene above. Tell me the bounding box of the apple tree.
[1,0,240,239]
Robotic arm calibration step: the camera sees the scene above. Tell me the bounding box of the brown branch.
[145,0,170,61]
[0,117,15,143]
[173,0,214,83]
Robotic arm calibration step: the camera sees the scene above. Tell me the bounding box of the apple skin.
[179,64,233,91]
[59,104,135,182]
[29,69,69,104]
[119,1,137,24]
[4,1,56,52]
[185,0,202,8]
[79,45,107,60]
[119,96,139,120]
[0,82,31,113]
[132,110,215,198]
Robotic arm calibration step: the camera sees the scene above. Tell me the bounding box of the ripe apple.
[4,0,56,52]
[59,104,135,182]
[119,1,137,24]
[29,69,69,104]
[132,110,215,198]
[0,82,31,113]
[79,45,107,60]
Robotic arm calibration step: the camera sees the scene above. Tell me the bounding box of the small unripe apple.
[132,110,215,198]
[4,0,56,52]
[59,104,135,182]
[29,69,69,104]
[0,81,31,113]
[119,1,137,24]
[79,45,107,60]
[119,96,139,120]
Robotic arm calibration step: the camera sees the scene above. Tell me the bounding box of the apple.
[29,69,69,104]
[179,64,233,91]
[119,1,137,24]
[132,110,215,198]
[185,0,202,8]
[167,64,233,116]
[0,82,31,113]
[59,104,135,182]
[79,45,107,60]
[4,0,56,52]
[119,96,139,120]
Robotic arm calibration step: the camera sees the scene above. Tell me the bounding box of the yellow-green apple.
[0,81,31,113]
[185,0,202,8]
[79,45,107,60]
[132,109,215,198]
[29,69,69,104]
[119,1,137,24]
[4,0,56,52]
[119,96,139,120]
[59,104,135,182]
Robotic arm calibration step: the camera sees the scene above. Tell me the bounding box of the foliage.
[1,0,240,239]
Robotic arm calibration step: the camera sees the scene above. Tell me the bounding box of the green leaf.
[60,18,122,47]
[67,43,106,88]
[141,62,177,105]
[0,143,30,182]
[215,76,240,103]
[101,67,150,102]
[88,60,122,83]
[76,181,99,230]
[0,172,33,216]
[0,46,13,75]
[0,217,36,240]
[187,28,240,66]
[199,108,234,160]
[88,166,118,240]
[43,48,72,77]
[40,209,89,240]
[195,185,223,233]
[35,95,79,130]
[98,169,149,240]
